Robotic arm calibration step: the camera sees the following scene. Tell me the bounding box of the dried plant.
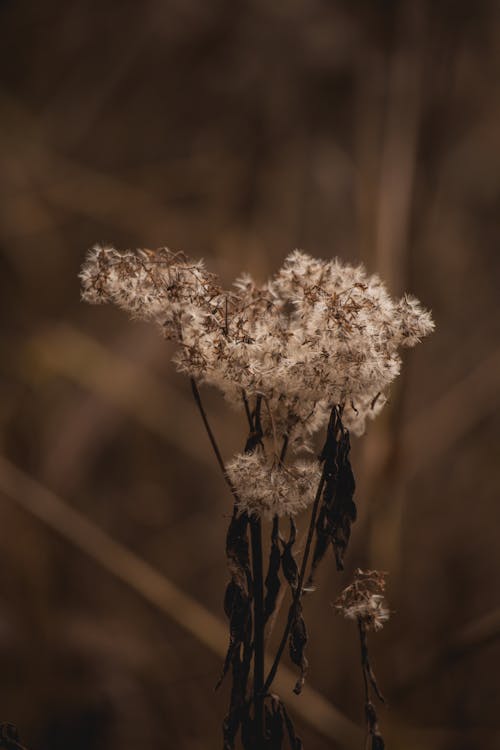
[80,245,434,749]
[335,570,390,749]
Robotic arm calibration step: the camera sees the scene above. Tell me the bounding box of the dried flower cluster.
[80,245,434,445]
[80,244,433,750]
[335,569,390,632]
[226,452,321,518]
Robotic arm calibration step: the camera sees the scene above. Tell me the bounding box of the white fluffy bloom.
[80,245,434,442]
[341,594,390,632]
[80,244,224,340]
[335,569,390,632]
[226,452,321,519]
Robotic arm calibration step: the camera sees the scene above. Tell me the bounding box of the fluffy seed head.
[80,245,434,443]
[334,569,390,631]
[226,452,321,519]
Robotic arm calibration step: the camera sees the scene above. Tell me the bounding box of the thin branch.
[241,389,254,431]
[357,619,385,747]
[263,395,279,459]
[250,516,265,744]
[358,619,370,707]
[279,434,289,465]
[263,465,326,693]
[190,377,237,500]
[244,394,264,454]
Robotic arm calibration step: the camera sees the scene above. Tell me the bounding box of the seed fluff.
[80,245,433,449]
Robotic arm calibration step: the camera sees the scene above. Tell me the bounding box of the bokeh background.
[1,1,499,748]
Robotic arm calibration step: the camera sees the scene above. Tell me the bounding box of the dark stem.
[357,619,385,747]
[263,405,339,692]
[279,434,289,464]
[192,382,268,746]
[263,467,326,693]
[358,619,370,706]
[359,617,384,703]
[245,395,264,454]
[190,377,237,500]
[250,516,265,747]
[242,389,254,431]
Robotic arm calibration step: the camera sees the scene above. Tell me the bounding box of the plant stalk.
[263,468,326,693]
[190,377,239,500]
[250,516,265,747]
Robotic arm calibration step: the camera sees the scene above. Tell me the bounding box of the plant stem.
[279,434,289,464]
[242,389,254,431]
[190,377,238,500]
[263,468,326,693]
[250,516,265,747]
[263,406,340,693]
[358,619,370,707]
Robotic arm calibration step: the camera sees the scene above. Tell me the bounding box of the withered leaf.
[309,409,340,579]
[218,508,252,690]
[264,517,281,622]
[265,697,284,750]
[244,394,264,453]
[310,407,357,578]
[329,433,356,570]
[280,701,303,750]
[280,520,309,695]
[289,607,308,695]
[223,703,241,748]
[281,518,299,593]
[218,580,251,687]
[226,510,252,595]
[239,704,254,750]
[223,702,240,750]
[223,650,251,750]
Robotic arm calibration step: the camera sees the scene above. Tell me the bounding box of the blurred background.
[1,1,499,748]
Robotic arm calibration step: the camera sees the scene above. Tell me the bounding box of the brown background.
[0,1,499,748]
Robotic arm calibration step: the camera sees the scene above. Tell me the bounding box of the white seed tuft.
[80,245,434,443]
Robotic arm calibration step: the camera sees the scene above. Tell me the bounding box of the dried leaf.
[264,517,281,622]
[239,704,254,750]
[265,697,284,749]
[244,395,264,453]
[310,408,357,578]
[217,509,252,690]
[329,431,356,570]
[309,409,340,578]
[281,518,299,593]
[280,520,308,694]
[223,650,252,750]
[280,701,303,750]
[222,668,243,750]
[222,698,240,750]
[289,607,308,695]
[226,511,252,596]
